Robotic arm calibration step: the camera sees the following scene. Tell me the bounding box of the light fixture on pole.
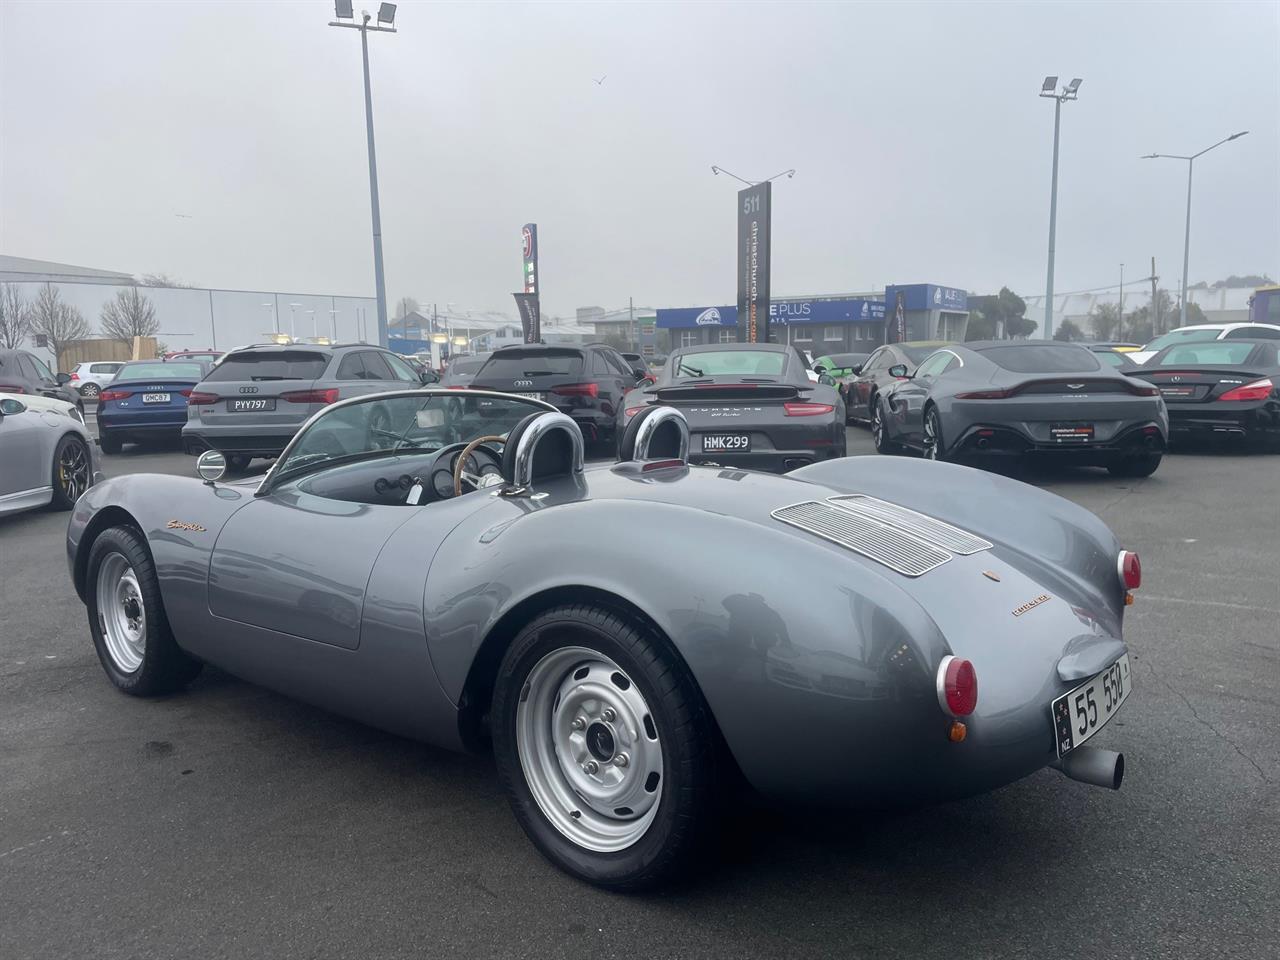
[306,309,317,338]
[1118,263,1124,342]
[1142,131,1249,328]
[329,308,340,341]
[288,302,302,339]
[329,1,397,348]
[1039,76,1082,341]
[710,165,796,186]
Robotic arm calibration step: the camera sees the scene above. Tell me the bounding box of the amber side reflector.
[948,721,967,743]
[1124,592,1135,606]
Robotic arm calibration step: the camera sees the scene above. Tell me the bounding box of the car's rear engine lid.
[771,496,991,577]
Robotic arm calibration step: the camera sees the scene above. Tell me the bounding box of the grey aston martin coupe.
[68,389,1140,889]
[873,341,1169,476]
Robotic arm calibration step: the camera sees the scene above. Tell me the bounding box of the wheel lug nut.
[602,708,616,722]
[571,717,585,731]
[584,760,599,775]
[614,753,629,768]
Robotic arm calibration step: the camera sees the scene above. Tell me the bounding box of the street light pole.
[1118,263,1124,342]
[1039,77,1081,341]
[1142,131,1248,328]
[330,2,397,348]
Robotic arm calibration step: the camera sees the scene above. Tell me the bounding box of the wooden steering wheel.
[453,436,506,497]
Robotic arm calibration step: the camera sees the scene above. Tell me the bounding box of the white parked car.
[0,392,100,517]
[69,361,124,399]
[1128,322,1280,364]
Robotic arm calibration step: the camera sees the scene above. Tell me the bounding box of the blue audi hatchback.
[96,359,211,454]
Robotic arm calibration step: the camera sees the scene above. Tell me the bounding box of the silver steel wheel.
[58,439,90,502]
[96,553,146,674]
[515,646,663,853]
[80,382,100,399]
[923,410,940,460]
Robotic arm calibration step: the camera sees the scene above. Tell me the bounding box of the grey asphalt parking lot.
[2,416,1277,960]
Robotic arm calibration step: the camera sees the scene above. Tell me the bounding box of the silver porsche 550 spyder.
[67,389,1139,889]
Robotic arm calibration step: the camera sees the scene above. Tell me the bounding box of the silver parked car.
[181,342,428,470]
[69,361,124,399]
[0,392,100,517]
[70,391,1139,889]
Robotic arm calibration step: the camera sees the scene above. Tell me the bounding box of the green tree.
[1053,319,1085,342]
[1088,303,1120,340]
[966,287,1032,339]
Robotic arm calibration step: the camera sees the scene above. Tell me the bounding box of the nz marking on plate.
[1012,594,1050,617]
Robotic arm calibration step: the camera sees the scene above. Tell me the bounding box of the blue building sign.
[657,297,885,329]
[884,284,968,313]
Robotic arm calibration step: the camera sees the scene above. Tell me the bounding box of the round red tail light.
[1118,551,1141,590]
[936,656,978,717]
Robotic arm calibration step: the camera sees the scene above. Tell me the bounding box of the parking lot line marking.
[1143,594,1280,616]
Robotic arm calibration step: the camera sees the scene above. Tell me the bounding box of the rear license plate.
[230,398,275,412]
[1052,654,1131,757]
[702,433,750,452]
[1159,386,1196,397]
[515,392,544,401]
[141,393,171,404]
[1050,423,1094,443]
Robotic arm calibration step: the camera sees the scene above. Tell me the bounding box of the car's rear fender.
[425,494,956,797]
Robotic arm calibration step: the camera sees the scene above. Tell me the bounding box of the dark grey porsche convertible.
[67,389,1140,889]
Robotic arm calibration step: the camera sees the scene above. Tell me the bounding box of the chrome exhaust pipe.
[1050,746,1124,790]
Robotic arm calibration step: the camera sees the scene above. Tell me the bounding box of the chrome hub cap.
[515,646,663,852]
[96,554,145,673]
[59,441,89,502]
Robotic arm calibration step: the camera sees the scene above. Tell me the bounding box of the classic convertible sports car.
[68,389,1138,889]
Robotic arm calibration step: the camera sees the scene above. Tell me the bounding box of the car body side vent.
[771,501,952,577]
[828,495,993,555]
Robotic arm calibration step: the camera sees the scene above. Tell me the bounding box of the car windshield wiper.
[678,363,703,377]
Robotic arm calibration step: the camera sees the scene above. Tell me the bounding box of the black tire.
[79,382,100,399]
[226,454,252,473]
[491,604,719,891]
[922,406,947,462]
[85,526,202,696]
[98,429,122,455]
[50,433,92,510]
[1107,453,1162,478]
[871,399,901,455]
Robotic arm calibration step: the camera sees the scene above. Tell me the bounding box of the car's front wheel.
[492,604,718,890]
[85,526,202,695]
[50,434,92,509]
[872,400,901,455]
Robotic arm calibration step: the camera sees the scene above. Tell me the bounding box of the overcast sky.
[2,0,1277,321]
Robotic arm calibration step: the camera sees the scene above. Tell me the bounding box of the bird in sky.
[593,75,607,85]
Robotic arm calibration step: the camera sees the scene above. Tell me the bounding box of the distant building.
[0,254,135,284]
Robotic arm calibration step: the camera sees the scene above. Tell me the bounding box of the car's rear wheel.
[86,526,202,695]
[79,382,100,399]
[1107,453,1162,478]
[98,429,121,455]
[492,604,718,890]
[50,434,91,509]
[872,400,901,455]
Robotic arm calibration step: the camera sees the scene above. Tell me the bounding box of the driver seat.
[500,411,585,489]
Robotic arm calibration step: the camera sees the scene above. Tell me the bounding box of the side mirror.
[634,370,648,382]
[818,375,837,386]
[888,364,909,379]
[0,397,25,416]
[851,363,865,375]
[813,365,827,375]
[56,372,72,385]
[196,449,227,484]
[420,370,439,384]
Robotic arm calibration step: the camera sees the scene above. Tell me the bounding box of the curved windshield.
[1157,342,1256,366]
[274,391,549,479]
[674,349,787,377]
